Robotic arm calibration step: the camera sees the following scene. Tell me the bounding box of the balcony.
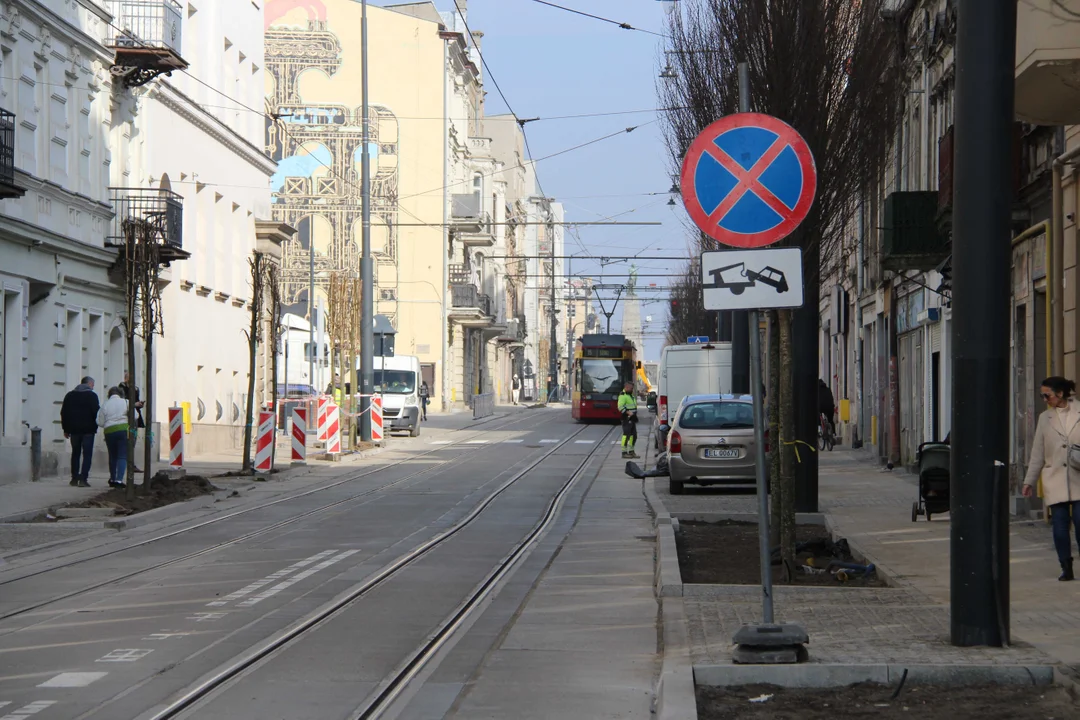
[450,192,483,233]
[108,187,188,264]
[496,317,525,346]
[449,282,493,327]
[0,109,24,199]
[1016,0,1080,125]
[882,191,947,272]
[105,0,188,88]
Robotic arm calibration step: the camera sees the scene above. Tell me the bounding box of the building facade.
[820,0,1079,513]
[0,0,128,482]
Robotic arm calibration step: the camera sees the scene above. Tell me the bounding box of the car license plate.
[593,402,611,408]
[704,448,740,459]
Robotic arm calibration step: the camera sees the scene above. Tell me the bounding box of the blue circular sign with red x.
[681,113,817,249]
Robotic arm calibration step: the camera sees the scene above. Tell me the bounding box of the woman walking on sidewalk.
[99,387,129,489]
[1023,376,1080,581]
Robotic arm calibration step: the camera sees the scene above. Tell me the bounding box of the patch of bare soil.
[82,473,218,515]
[697,683,1079,720]
[675,520,885,587]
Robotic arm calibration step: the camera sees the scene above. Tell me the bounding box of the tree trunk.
[126,325,137,501]
[768,310,782,548]
[143,329,153,492]
[778,309,797,577]
[242,254,262,472]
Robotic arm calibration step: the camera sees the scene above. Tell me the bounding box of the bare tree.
[666,258,723,346]
[121,217,166,500]
[242,253,265,473]
[660,0,904,563]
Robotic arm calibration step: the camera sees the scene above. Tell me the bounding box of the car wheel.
[669,480,684,495]
[410,425,420,438]
[911,502,919,522]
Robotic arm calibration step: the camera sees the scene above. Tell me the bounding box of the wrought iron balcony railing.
[108,187,187,262]
[105,0,188,88]
[0,108,24,199]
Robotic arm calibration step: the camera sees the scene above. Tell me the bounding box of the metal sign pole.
[749,309,773,623]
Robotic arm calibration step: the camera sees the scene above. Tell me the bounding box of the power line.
[528,0,668,38]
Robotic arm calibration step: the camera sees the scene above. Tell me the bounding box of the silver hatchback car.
[667,394,763,494]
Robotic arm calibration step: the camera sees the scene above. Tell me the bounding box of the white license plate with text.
[703,448,740,459]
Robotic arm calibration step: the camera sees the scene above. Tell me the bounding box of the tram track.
[0,409,553,624]
[133,423,617,720]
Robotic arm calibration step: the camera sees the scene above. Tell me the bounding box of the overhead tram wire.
[527,0,669,38]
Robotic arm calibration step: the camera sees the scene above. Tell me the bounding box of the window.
[374,370,416,394]
[580,359,626,395]
[678,401,754,430]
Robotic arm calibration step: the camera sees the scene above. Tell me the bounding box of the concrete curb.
[643,477,699,720]
[103,485,245,530]
[673,511,825,526]
[0,508,50,524]
[694,662,1057,688]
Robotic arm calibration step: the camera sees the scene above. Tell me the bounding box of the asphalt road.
[0,408,624,720]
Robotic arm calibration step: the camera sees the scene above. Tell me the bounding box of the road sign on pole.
[681,113,817,249]
[701,248,804,311]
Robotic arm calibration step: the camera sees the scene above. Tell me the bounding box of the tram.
[571,333,637,422]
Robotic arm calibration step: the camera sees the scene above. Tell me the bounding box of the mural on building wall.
[264,1,399,326]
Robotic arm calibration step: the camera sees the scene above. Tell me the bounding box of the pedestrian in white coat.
[1023,376,1080,580]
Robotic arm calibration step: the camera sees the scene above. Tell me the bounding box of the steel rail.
[137,424,612,720]
[0,410,549,623]
[354,425,617,719]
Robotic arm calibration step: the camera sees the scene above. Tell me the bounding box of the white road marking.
[97,648,154,663]
[574,440,596,444]
[539,439,559,444]
[207,551,338,606]
[464,440,488,445]
[237,550,360,607]
[187,612,228,622]
[430,440,452,445]
[143,632,194,640]
[38,672,108,688]
[1,701,55,719]
[502,439,523,444]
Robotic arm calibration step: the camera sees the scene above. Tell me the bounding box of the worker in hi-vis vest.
[618,382,639,459]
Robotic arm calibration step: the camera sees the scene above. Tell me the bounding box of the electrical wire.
[528,0,669,38]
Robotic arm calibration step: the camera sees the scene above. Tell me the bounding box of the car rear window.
[679,402,754,429]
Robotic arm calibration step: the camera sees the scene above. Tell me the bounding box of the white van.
[657,343,733,426]
[373,355,422,437]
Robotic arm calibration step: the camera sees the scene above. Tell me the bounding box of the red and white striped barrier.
[317,396,331,442]
[254,411,276,472]
[290,407,307,464]
[371,395,384,444]
[168,406,184,468]
[326,404,341,454]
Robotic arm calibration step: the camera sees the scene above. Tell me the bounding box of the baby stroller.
[912,440,950,522]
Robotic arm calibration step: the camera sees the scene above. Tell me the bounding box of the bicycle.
[818,412,835,451]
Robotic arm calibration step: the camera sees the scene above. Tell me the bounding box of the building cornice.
[16,170,114,218]
[147,83,278,177]
[0,211,119,269]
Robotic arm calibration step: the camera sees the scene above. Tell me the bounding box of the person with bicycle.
[818,379,836,446]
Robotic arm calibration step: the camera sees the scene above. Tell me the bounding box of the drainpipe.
[442,39,451,411]
[854,199,865,448]
[1050,146,1080,376]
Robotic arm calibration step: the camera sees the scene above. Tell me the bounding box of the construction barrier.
[291,407,307,463]
[254,411,276,472]
[317,396,331,442]
[168,406,184,468]
[472,392,495,420]
[326,404,341,454]
[371,395,384,444]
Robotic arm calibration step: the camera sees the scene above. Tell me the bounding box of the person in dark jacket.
[61,376,100,487]
[818,379,836,438]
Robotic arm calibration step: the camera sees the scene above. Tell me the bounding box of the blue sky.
[379,0,687,359]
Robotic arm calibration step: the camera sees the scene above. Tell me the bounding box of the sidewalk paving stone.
[651,447,1073,669]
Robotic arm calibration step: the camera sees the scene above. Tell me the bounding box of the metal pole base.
[732,623,810,664]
